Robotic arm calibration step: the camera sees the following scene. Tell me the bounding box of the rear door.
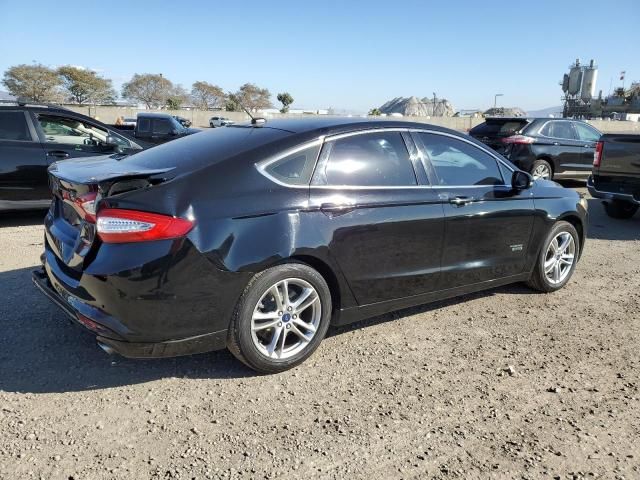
[0,109,48,205]
[308,129,445,305]
[413,131,534,288]
[573,121,601,169]
[536,121,583,172]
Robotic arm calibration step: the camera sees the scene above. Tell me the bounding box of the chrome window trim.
[255,127,518,190]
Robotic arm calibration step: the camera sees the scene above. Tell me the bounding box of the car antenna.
[240,102,266,126]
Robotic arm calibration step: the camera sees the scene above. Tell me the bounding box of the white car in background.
[209,116,234,128]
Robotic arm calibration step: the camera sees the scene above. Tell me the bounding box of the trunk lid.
[46,154,175,270]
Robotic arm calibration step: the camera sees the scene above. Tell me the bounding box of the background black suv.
[0,102,143,211]
[470,118,601,180]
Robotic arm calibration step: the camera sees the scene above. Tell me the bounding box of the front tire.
[527,221,579,293]
[603,200,638,219]
[227,263,332,373]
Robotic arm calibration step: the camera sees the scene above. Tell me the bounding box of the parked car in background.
[173,115,192,128]
[122,117,137,127]
[209,116,234,127]
[588,134,640,219]
[500,119,601,180]
[0,102,143,211]
[468,117,530,154]
[33,118,587,373]
[132,113,200,145]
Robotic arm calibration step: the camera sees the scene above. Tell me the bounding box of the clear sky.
[1,0,638,113]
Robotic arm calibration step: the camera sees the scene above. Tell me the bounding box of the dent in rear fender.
[192,210,358,309]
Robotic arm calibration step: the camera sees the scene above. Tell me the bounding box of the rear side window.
[153,119,172,134]
[417,133,504,186]
[137,118,151,133]
[317,132,416,187]
[0,111,31,141]
[574,122,600,142]
[541,121,576,140]
[262,143,321,185]
[472,120,527,136]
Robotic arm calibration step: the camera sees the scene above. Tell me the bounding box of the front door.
[413,131,534,289]
[31,112,118,163]
[308,130,445,306]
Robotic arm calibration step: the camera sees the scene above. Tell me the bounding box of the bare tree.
[121,73,173,108]
[191,81,225,110]
[2,64,63,102]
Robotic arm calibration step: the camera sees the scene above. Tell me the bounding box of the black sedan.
[33,118,588,373]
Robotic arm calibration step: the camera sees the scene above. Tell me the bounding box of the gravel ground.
[0,184,639,480]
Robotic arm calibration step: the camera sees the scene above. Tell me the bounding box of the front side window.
[38,115,107,146]
[316,132,416,187]
[541,121,576,140]
[416,133,504,186]
[0,111,31,141]
[574,122,601,142]
[37,114,132,149]
[262,143,321,185]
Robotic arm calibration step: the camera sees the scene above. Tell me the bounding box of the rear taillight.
[77,192,97,222]
[502,135,535,144]
[96,209,194,243]
[593,140,604,167]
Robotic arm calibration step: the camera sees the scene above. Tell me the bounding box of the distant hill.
[379,96,456,117]
[526,106,564,118]
[0,91,16,101]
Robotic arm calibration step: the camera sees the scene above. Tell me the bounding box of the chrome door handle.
[449,196,474,206]
[320,203,355,215]
[47,150,70,159]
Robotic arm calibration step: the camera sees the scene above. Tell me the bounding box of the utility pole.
[433,92,437,116]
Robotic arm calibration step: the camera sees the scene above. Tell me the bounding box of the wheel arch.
[535,155,556,174]
[557,213,585,259]
[276,254,347,315]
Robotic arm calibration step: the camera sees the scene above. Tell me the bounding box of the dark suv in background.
[0,102,143,211]
[470,118,601,180]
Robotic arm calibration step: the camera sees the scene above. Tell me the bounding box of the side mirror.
[105,135,123,153]
[512,170,533,190]
[170,129,179,136]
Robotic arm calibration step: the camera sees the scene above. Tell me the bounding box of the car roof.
[137,112,175,118]
[234,117,458,136]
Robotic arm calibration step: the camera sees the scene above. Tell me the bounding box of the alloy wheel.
[532,164,551,180]
[544,231,575,285]
[250,278,321,359]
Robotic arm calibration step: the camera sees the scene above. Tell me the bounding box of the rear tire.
[603,200,638,219]
[227,263,331,373]
[530,159,553,180]
[527,221,579,293]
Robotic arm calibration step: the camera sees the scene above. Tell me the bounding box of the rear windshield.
[471,119,528,136]
[121,126,290,172]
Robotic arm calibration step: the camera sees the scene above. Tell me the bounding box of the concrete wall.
[64,105,640,134]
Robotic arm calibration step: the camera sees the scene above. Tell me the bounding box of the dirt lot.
[0,184,638,480]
